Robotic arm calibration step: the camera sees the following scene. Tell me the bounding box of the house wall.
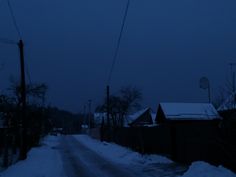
[155,106,166,124]
[167,120,221,163]
[219,109,236,145]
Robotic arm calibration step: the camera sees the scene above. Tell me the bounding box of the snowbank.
[74,135,236,177]
[0,136,65,177]
[180,161,236,177]
[73,134,172,165]
[1,135,235,177]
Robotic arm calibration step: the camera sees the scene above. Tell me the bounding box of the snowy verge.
[74,135,236,177]
[73,134,173,165]
[0,135,65,177]
[180,161,236,177]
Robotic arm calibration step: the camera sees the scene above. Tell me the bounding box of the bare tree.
[119,86,142,114]
[214,76,236,110]
[213,86,227,109]
[8,79,48,106]
[97,86,142,127]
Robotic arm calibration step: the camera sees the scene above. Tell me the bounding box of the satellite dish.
[200,77,209,89]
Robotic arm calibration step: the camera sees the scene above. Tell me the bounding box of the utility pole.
[88,99,92,129]
[229,63,236,108]
[18,39,27,160]
[229,63,236,93]
[106,85,111,141]
[106,85,110,127]
[208,84,211,103]
[83,105,86,127]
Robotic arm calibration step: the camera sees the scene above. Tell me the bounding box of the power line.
[0,0,5,8]
[107,0,130,85]
[7,0,22,39]
[0,37,17,45]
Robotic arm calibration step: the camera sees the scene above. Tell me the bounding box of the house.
[125,108,156,127]
[93,112,106,126]
[156,102,221,124]
[155,103,222,162]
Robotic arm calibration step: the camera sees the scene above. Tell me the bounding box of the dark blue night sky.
[0,0,236,113]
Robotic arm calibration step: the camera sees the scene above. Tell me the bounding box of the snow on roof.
[129,108,150,120]
[128,108,150,121]
[160,103,221,120]
[124,108,150,127]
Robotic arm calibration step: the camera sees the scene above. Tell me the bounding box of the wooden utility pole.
[83,105,86,127]
[229,63,236,108]
[106,85,111,141]
[230,63,236,93]
[106,85,110,127]
[88,99,92,129]
[18,39,27,160]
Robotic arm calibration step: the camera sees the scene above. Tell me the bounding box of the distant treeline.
[46,106,83,134]
[0,97,83,168]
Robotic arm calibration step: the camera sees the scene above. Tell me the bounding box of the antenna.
[199,77,211,103]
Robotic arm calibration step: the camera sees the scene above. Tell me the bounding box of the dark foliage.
[8,80,48,106]
[45,107,83,134]
[97,86,142,127]
[0,81,50,167]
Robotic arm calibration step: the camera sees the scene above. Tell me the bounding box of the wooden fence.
[100,122,236,172]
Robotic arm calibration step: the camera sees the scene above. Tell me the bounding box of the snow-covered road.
[59,135,186,177]
[0,135,235,177]
[60,136,138,177]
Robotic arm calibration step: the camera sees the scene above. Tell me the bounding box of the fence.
[101,121,236,172]
[0,128,21,168]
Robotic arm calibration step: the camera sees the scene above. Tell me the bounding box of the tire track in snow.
[58,135,139,177]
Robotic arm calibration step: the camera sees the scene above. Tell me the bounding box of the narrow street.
[58,135,187,177]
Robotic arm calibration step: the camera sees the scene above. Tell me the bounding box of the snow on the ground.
[0,136,65,177]
[0,134,235,177]
[73,134,173,165]
[74,135,236,177]
[180,161,236,177]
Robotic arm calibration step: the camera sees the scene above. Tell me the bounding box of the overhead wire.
[7,0,32,85]
[3,0,33,86]
[0,0,19,45]
[7,0,22,39]
[0,37,17,45]
[107,0,130,85]
[0,0,5,8]
[1,0,33,88]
